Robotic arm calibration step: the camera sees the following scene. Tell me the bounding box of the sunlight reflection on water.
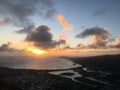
[0,56,81,70]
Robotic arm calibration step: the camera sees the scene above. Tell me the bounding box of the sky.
[0,0,120,55]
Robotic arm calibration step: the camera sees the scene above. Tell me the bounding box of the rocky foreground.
[60,54,120,90]
[0,67,85,90]
[0,54,120,90]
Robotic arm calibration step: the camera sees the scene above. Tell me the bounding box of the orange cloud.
[57,15,73,30]
[116,39,120,45]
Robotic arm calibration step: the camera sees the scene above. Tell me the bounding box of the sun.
[27,47,47,55]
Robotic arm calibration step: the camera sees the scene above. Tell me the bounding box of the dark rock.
[59,72,74,76]
[0,66,89,90]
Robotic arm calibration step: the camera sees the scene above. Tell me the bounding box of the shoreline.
[0,54,120,90]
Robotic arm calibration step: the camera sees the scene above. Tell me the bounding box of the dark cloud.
[0,42,20,52]
[77,43,82,49]
[76,26,110,39]
[25,25,66,49]
[46,9,57,19]
[0,42,11,52]
[0,17,12,25]
[94,8,108,16]
[15,24,35,34]
[0,0,56,34]
[55,39,66,46]
[76,26,111,48]
[107,39,120,48]
[25,25,53,49]
[91,35,108,48]
[108,38,116,42]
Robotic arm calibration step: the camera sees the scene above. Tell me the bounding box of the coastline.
[0,54,120,90]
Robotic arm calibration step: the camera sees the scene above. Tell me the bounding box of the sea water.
[0,55,81,70]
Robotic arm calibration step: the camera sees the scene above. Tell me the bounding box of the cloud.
[116,39,120,45]
[94,8,107,16]
[76,26,110,39]
[0,17,12,25]
[15,24,35,34]
[58,34,68,40]
[108,38,116,42]
[115,39,120,48]
[46,9,57,19]
[25,25,66,49]
[56,39,66,46]
[91,35,108,47]
[76,26,111,48]
[77,43,83,49]
[57,15,73,30]
[0,42,20,52]
[107,39,120,48]
[25,25,53,49]
[0,0,56,34]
